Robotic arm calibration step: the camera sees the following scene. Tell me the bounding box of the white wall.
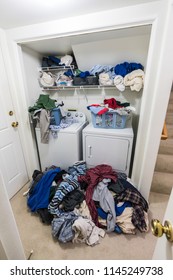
[20,46,43,169]
[21,46,42,107]
[73,33,150,71]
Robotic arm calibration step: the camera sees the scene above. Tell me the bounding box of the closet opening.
[19,24,152,174]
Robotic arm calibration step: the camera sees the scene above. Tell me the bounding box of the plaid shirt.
[116,188,148,232]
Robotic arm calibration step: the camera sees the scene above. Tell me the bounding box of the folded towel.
[99,73,113,86]
[114,75,125,92]
[124,69,144,92]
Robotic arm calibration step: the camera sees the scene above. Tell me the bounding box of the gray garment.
[39,109,50,143]
[92,179,116,232]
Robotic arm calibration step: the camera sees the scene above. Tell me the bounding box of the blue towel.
[114,62,144,77]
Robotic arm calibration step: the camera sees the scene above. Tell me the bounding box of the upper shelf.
[38,65,144,92]
[41,85,119,91]
[38,65,75,72]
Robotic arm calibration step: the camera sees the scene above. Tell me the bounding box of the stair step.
[155,154,173,173]
[151,171,173,195]
[169,91,173,102]
[167,103,173,112]
[167,125,173,138]
[152,89,173,196]
[159,138,173,155]
[166,113,173,125]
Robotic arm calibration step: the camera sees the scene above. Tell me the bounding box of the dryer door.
[84,134,132,174]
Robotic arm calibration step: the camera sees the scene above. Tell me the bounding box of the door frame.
[1,1,173,200]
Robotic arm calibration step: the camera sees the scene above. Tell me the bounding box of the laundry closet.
[20,24,151,173]
[1,0,173,260]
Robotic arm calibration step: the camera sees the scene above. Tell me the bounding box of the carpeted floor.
[10,184,169,260]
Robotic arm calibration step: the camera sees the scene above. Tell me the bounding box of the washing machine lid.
[83,123,134,137]
[58,121,87,134]
[35,121,87,134]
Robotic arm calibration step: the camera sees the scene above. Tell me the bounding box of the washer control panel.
[65,111,86,123]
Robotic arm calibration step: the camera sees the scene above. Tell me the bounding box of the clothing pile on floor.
[26,162,149,246]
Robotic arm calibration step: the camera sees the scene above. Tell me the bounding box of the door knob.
[151,219,173,242]
[11,121,19,128]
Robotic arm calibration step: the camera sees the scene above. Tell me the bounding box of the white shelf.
[38,66,143,92]
[38,65,75,72]
[41,85,119,91]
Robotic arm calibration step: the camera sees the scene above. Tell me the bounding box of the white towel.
[99,73,113,86]
[124,69,144,92]
[114,75,125,91]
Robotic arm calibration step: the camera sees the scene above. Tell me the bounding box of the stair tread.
[157,153,173,158]
[166,124,173,128]
[160,138,173,145]
[153,171,173,176]
[165,124,173,138]
[156,154,173,171]
[166,113,173,118]
[152,90,173,195]
[151,171,173,194]
[166,114,173,125]
[167,103,173,112]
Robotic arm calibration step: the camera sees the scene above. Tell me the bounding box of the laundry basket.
[91,111,130,129]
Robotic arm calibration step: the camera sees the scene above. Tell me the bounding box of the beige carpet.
[10,184,169,260]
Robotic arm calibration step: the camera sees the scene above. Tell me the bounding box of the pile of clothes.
[90,62,144,92]
[63,62,144,92]
[87,97,132,117]
[70,61,144,92]
[28,94,74,144]
[40,56,144,91]
[26,162,149,247]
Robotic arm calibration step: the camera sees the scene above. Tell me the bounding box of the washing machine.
[82,122,134,175]
[35,111,87,171]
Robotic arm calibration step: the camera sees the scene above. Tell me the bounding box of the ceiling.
[0,0,158,30]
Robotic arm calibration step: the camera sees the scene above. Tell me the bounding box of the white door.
[85,135,130,172]
[152,187,173,259]
[83,124,133,175]
[0,45,29,199]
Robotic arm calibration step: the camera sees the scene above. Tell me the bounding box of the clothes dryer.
[82,123,134,175]
[35,111,87,171]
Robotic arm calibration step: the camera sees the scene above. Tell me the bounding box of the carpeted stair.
[151,88,173,195]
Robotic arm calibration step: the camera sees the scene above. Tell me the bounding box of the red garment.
[87,104,109,115]
[78,164,117,227]
[97,107,108,115]
[104,98,122,109]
